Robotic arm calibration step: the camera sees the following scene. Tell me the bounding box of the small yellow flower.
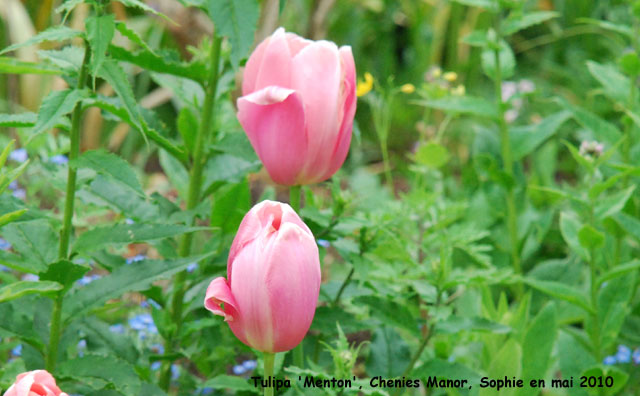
[431,66,442,78]
[356,72,374,97]
[400,83,415,94]
[443,71,458,82]
[451,84,465,96]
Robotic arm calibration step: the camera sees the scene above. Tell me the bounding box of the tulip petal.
[228,233,279,351]
[321,46,356,181]
[290,40,342,182]
[14,372,36,396]
[284,32,311,57]
[242,32,269,94]
[253,28,293,92]
[32,371,62,394]
[227,201,311,280]
[204,277,239,322]
[264,222,321,352]
[237,86,307,185]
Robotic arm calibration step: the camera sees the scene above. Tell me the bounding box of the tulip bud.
[204,200,321,353]
[237,28,357,186]
[3,370,68,396]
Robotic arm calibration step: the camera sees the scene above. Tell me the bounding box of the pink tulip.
[3,370,68,396]
[204,200,321,352]
[238,28,357,185]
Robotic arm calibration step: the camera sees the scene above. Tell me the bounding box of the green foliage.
[207,0,259,66]
[1,0,640,394]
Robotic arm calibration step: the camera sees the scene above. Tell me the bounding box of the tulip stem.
[289,185,301,212]
[46,42,92,372]
[263,352,275,396]
[161,35,222,391]
[288,185,305,368]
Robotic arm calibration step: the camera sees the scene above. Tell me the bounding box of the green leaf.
[558,331,594,396]
[482,40,516,81]
[118,0,174,22]
[38,46,85,72]
[614,212,640,241]
[0,26,82,55]
[564,141,594,172]
[0,160,29,194]
[88,175,159,221]
[623,109,640,133]
[39,260,90,291]
[0,209,27,227]
[619,51,640,76]
[85,95,187,162]
[586,61,631,103]
[502,11,559,36]
[55,0,85,14]
[598,260,640,286]
[114,21,156,54]
[0,140,14,169]
[202,153,261,193]
[461,30,489,47]
[63,255,210,320]
[0,301,46,351]
[414,142,450,168]
[355,295,419,335]
[109,44,207,82]
[577,224,604,250]
[598,273,635,351]
[559,212,589,261]
[210,180,251,235]
[0,57,62,75]
[2,219,58,272]
[177,106,197,154]
[436,316,511,334]
[201,375,257,393]
[480,339,521,396]
[86,15,116,78]
[32,89,88,136]
[159,150,189,199]
[207,0,260,66]
[97,60,142,129]
[414,96,498,118]
[510,111,571,160]
[73,224,208,253]
[449,0,497,11]
[57,354,141,396]
[0,113,37,128]
[77,317,139,363]
[75,149,143,195]
[594,186,635,220]
[366,327,410,378]
[0,281,63,303]
[576,18,633,39]
[518,303,557,396]
[564,102,622,145]
[523,278,592,312]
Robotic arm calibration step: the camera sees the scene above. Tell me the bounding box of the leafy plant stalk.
[374,94,393,190]
[492,25,520,277]
[46,43,92,372]
[263,352,275,396]
[587,174,602,363]
[394,290,441,396]
[160,35,222,390]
